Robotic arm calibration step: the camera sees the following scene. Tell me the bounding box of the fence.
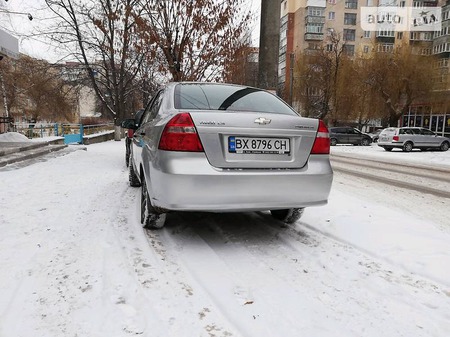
[11,122,115,140]
[0,116,13,134]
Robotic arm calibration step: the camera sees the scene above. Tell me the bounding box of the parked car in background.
[329,127,372,146]
[378,127,450,152]
[121,82,333,229]
[368,128,384,143]
[123,109,145,166]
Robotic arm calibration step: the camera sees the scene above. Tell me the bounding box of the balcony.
[305,16,325,24]
[305,33,324,41]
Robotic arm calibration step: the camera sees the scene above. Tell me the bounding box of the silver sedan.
[123,82,333,229]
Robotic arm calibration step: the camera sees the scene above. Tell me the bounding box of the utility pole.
[289,53,294,105]
[257,0,280,91]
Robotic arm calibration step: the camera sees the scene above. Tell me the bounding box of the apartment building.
[279,0,450,135]
[279,0,368,98]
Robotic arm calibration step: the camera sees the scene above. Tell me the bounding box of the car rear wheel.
[440,141,449,152]
[128,159,141,187]
[270,208,304,224]
[125,139,131,167]
[141,176,166,229]
[330,138,338,146]
[125,148,130,167]
[361,138,370,146]
[402,142,413,152]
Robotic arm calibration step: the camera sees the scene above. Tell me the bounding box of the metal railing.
[11,122,115,139]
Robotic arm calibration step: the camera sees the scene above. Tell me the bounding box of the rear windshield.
[174,83,298,115]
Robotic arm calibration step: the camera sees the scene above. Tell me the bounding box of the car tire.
[361,138,370,146]
[330,138,338,146]
[383,147,393,152]
[125,140,130,167]
[128,159,141,187]
[141,176,166,229]
[125,151,130,167]
[440,141,449,152]
[270,208,304,224]
[402,142,413,152]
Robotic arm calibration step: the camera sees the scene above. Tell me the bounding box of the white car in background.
[378,127,450,152]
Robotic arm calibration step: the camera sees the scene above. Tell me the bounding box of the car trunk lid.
[189,111,320,169]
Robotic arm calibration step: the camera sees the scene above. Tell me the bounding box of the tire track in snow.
[151,212,448,337]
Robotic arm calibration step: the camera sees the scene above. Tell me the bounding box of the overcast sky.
[0,0,261,63]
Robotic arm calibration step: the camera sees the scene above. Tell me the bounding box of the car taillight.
[158,113,204,152]
[311,120,330,154]
[393,135,399,141]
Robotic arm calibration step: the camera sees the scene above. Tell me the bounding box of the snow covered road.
[0,141,449,337]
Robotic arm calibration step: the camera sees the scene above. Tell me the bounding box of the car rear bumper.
[145,152,333,212]
[377,141,403,148]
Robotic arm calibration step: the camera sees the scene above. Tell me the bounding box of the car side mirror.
[121,118,138,130]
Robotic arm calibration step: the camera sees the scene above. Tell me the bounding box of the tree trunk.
[114,125,122,141]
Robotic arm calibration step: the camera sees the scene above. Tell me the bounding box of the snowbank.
[0,132,31,142]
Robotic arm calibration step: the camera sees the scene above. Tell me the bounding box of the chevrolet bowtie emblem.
[254,117,271,125]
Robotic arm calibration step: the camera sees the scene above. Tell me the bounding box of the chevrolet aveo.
[122,82,333,229]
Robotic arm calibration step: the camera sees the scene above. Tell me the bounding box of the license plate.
[228,136,290,154]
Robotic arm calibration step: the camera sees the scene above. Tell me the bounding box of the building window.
[377,29,395,37]
[399,1,406,7]
[308,7,324,16]
[307,87,321,96]
[326,44,334,51]
[345,0,358,9]
[343,45,355,56]
[329,12,335,20]
[363,45,370,53]
[437,58,449,68]
[344,13,357,25]
[306,24,324,34]
[308,43,321,50]
[377,43,394,52]
[328,0,336,4]
[343,29,356,41]
[397,32,403,39]
[364,30,371,38]
[424,32,432,40]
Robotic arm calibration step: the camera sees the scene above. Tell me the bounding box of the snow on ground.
[0,140,449,336]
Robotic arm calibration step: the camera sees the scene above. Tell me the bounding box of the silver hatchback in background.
[378,127,450,152]
[122,82,333,229]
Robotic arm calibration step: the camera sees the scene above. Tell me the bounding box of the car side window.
[421,129,435,136]
[400,129,412,135]
[410,129,421,135]
[141,90,164,124]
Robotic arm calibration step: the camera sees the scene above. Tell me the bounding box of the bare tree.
[1,55,77,122]
[44,0,147,127]
[293,33,348,121]
[365,47,437,127]
[136,0,252,82]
